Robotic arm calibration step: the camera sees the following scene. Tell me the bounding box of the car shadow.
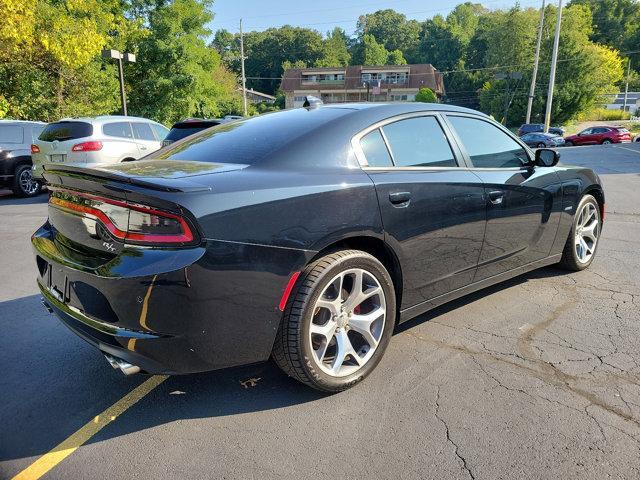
[0,266,569,463]
[0,190,47,205]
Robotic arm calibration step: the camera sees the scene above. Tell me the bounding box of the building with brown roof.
[280,64,445,108]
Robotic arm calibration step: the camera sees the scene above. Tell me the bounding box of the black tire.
[558,194,601,271]
[12,164,41,197]
[272,249,396,392]
[565,141,573,146]
[601,139,612,145]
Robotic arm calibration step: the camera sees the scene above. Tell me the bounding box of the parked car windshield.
[39,121,93,142]
[156,108,350,164]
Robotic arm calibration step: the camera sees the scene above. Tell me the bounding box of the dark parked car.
[520,132,565,148]
[564,126,632,146]
[0,120,45,196]
[517,123,565,137]
[162,118,229,147]
[33,103,604,392]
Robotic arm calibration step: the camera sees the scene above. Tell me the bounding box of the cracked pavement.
[1,143,639,479]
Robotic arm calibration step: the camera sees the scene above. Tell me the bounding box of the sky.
[207,0,543,36]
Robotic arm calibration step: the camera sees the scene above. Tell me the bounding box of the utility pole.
[543,0,562,133]
[239,19,248,117]
[526,0,546,124]
[623,58,631,113]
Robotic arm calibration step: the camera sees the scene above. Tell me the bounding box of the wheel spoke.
[331,329,361,373]
[310,320,336,340]
[316,298,340,316]
[582,220,598,242]
[349,308,384,347]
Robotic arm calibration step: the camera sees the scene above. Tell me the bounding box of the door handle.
[389,191,411,205]
[488,190,505,205]
[138,144,148,150]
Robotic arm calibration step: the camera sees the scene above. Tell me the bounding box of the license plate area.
[50,154,66,163]
[47,263,69,303]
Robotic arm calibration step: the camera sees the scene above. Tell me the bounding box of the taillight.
[71,141,103,152]
[48,190,196,246]
[31,144,40,154]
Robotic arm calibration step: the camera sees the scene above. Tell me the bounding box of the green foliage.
[355,9,420,59]
[387,50,407,65]
[576,108,632,121]
[352,34,389,66]
[415,87,438,103]
[315,28,351,67]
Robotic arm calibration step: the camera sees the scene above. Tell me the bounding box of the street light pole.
[102,49,136,116]
[240,19,248,117]
[526,0,546,124]
[117,55,127,116]
[543,0,563,133]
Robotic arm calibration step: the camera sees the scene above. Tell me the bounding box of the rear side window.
[381,116,456,167]
[132,122,155,141]
[592,127,608,134]
[103,122,133,139]
[0,125,24,143]
[157,108,350,164]
[151,123,169,140]
[360,129,393,167]
[447,116,529,168]
[39,122,92,142]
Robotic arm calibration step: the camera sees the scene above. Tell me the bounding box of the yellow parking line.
[12,375,168,480]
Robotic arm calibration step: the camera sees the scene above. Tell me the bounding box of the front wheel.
[12,164,41,197]
[558,194,601,271]
[272,250,396,392]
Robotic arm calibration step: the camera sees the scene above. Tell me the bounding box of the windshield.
[156,108,350,164]
[39,121,93,142]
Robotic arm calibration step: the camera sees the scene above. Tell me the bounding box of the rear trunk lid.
[41,160,238,260]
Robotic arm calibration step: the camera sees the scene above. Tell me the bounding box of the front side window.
[360,129,393,167]
[447,115,529,168]
[151,123,169,141]
[381,116,456,168]
[103,122,133,139]
[132,122,155,141]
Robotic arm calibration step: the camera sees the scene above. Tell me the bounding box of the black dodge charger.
[33,103,604,392]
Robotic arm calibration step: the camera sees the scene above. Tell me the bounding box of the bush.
[415,87,438,103]
[576,108,632,122]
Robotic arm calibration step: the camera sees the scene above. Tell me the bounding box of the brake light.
[71,141,103,152]
[31,144,40,154]
[48,190,195,245]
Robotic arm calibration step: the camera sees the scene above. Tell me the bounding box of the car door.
[444,114,563,281]
[591,127,609,143]
[131,122,160,157]
[102,121,139,162]
[353,113,487,309]
[576,128,595,145]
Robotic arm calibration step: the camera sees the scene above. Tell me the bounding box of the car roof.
[321,102,487,116]
[57,115,161,125]
[0,119,47,126]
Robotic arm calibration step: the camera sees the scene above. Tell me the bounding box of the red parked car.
[564,126,632,146]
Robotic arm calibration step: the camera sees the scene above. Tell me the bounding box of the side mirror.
[535,148,560,167]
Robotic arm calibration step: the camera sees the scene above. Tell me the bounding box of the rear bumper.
[33,222,313,374]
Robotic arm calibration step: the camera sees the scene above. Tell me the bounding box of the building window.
[294,96,306,102]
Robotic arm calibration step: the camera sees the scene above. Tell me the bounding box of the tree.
[387,50,407,65]
[315,28,351,67]
[356,9,420,60]
[352,34,389,66]
[415,87,438,103]
[128,0,240,124]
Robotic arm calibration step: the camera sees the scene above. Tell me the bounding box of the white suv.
[32,116,169,179]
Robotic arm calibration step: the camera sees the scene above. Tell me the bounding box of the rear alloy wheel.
[12,164,41,197]
[602,139,612,145]
[273,250,395,392]
[559,194,601,271]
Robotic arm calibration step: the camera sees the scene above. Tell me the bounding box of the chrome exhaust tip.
[41,298,53,314]
[104,354,141,375]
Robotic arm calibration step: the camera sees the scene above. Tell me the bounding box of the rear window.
[165,123,221,142]
[39,121,92,142]
[157,108,350,164]
[0,125,24,143]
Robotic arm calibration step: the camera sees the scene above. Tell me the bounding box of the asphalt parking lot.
[1,143,639,480]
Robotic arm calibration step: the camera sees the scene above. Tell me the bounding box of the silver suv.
[32,116,169,179]
[0,120,46,196]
